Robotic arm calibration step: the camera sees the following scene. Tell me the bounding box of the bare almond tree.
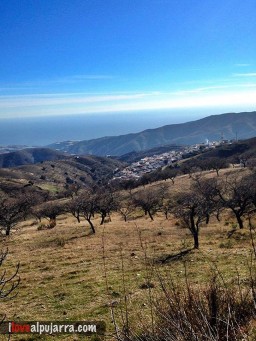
[132,187,163,221]
[191,177,220,224]
[68,190,97,234]
[0,193,32,236]
[217,174,255,229]
[95,188,118,225]
[32,200,65,228]
[203,158,228,176]
[174,190,215,249]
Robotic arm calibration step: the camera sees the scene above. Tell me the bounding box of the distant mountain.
[48,111,256,156]
[0,145,31,155]
[0,148,67,168]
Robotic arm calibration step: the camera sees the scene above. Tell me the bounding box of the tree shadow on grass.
[65,230,94,242]
[155,248,193,264]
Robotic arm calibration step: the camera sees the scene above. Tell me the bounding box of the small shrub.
[37,224,46,231]
[54,237,65,247]
[139,281,155,289]
[219,239,234,249]
[111,291,121,298]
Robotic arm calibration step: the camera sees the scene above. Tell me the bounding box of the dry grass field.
[1,169,256,340]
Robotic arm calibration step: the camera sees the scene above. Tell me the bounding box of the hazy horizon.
[0,109,202,146]
[0,109,255,146]
[0,1,255,126]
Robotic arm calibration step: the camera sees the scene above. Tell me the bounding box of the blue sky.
[0,0,256,120]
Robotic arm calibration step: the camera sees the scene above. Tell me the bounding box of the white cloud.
[0,85,255,119]
[0,93,149,109]
[0,74,114,90]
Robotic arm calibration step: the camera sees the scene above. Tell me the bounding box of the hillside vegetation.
[1,166,256,340]
[0,148,68,168]
[196,136,256,162]
[0,154,124,195]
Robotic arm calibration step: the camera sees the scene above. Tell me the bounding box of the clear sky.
[0,0,255,120]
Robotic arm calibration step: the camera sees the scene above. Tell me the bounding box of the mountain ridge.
[48,111,256,156]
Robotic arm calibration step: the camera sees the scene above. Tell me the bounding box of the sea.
[0,108,223,146]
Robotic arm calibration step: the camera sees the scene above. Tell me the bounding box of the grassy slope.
[1,168,255,340]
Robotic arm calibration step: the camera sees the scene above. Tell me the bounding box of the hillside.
[48,111,256,156]
[114,144,184,163]
[1,167,256,340]
[195,136,256,163]
[0,155,124,193]
[0,147,68,168]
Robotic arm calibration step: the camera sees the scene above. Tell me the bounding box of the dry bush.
[114,269,256,341]
[112,225,256,341]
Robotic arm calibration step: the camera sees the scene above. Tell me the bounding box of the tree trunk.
[206,213,210,224]
[6,225,11,236]
[193,231,199,249]
[216,210,221,222]
[87,219,95,234]
[100,212,106,225]
[190,212,199,249]
[234,212,244,229]
[48,219,56,228]
[148,210,154,221]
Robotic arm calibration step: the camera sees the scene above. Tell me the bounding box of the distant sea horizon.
[0,108,245,146]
